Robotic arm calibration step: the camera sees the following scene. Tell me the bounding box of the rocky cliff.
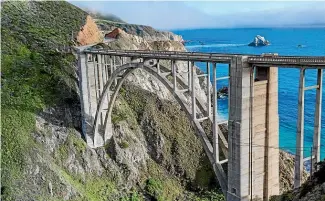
[279,151,309,193]
[96,19,183,42]
[76,15,102,45]
[271,161,325,201]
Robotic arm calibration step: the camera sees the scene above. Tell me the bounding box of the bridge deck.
[84,49,325,67]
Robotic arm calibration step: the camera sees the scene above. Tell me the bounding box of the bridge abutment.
[227,57,279,201]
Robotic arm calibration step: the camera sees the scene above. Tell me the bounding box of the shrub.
[119,141,129,149]
[145,178,164,201]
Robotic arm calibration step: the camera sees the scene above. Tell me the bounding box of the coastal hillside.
[1,1,221,200]
[1,1,313,201]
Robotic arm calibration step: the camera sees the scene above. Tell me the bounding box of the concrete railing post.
[312,69,323,172]
[191,61,196,120]
[172,60,177,92]
[157,59,160,74]
[207,62,211,118]
[212,62,219,163]
[188,60,192,90]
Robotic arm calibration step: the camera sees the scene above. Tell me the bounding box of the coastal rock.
[217,86,228,99]
[248,35,270,47]
[279,151,308,193]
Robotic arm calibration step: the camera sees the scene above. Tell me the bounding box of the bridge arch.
[92,61,228,193]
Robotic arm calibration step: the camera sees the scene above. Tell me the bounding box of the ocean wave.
[186,43,246,48]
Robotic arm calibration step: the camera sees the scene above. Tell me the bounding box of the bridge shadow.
[37,95,82,133]
[191,154,220,191]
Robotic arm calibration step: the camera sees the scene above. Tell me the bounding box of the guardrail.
[83,48,325,67]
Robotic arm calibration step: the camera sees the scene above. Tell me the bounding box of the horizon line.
[167,25,325,32]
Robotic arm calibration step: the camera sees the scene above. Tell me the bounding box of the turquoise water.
[173,28,325,159]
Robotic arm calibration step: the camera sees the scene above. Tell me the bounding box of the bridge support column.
[78,52,95,147]
[295,68,305,188]
[228,56,252,201]
[78,52,113,148]
[227,57,279,201]
[257,67,280,199]
[312,69,323,172]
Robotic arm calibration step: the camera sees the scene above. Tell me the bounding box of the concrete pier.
[227,58,279,201]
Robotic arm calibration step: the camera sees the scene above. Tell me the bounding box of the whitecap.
[186,43,246,49]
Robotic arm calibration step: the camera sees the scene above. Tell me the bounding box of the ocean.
[173,28,325,159]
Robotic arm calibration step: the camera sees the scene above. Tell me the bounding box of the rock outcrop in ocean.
[248,35,270,46]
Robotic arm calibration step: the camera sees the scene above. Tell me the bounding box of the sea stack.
[248,35,270,46]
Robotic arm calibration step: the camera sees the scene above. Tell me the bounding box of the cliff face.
[279,151,309,193]
[271,161,325,201]
[76,15,102,45]
[96,19,183,42]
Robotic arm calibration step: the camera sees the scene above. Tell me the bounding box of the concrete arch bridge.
[77,47,325,201]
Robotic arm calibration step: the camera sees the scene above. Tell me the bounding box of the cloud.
[69,1,325,30]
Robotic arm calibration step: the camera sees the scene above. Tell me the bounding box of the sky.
[69,1,325,30]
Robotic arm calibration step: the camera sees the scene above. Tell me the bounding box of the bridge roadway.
[84,48,325,67]
[78,47,325,201]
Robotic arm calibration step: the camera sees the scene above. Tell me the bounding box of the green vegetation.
[70,132,87,154]
[84,178,117,201]
[145,178,164,200]
[188,191,225,201]
[115,85,223,200]
[144,160,184,200]
[112,109,128,124]
[271,160,325,201]
[1,1,87,199]
[119,140,129,149]
[299,160,325,198]
[120,190,143,201]
[58,167,118,201]
[55,130,87,163]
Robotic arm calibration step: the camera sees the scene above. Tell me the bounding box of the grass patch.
[59,168,118,201]
[139,160,183,201]
[120,190,143,201]
[69,131,87,154]
[145,178,164,201]
[119,141,129,149]
[112,111,128,124]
